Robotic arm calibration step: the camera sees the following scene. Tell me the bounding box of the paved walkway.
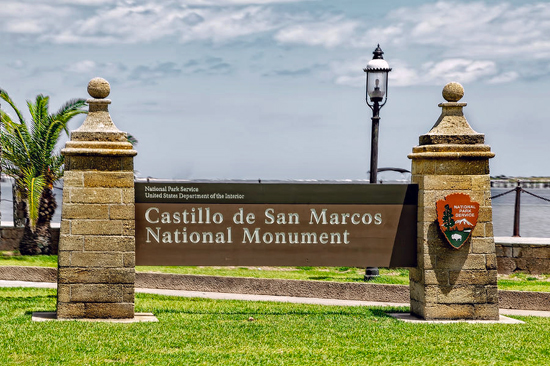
[1,280,549,318]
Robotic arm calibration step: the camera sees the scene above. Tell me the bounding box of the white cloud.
[274,17,358,48]
[360,25,403,48]
[487,71,519,84]
[183,0,306,4]
[50,3,184,44]
[183,57,233,75]
[0,1,294,45]
[275,1,550,86]
[373,1,550,60]
[388,60,419,87]
[5,21,43,34]
[2,0,549,57]
[422,59,497,85]
[7,60,27,69]
[62,60,128,81]
[0,3,73,35]
[129,62,182,84]
[0,2,71,17]
[50,58,232,85]
[332,57,500,88]
[270,1,550,57]
[330,58,365,87]
[179,6,283,43]
[336,1,550,86]
[67,60,98,74]
[56,0,113,4]
[2,0,549,87]
[334,75,362,88]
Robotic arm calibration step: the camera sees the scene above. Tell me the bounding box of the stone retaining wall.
[0,227,60,253]
[0,267,548,311]
[495,237,550,275]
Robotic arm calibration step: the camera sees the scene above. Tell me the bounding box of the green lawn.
[1,254,549,292]
[0,287,549,365]
[136,265,411,284]
[0,254,58,267]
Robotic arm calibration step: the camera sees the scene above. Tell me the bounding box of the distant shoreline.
[491,176,550,181]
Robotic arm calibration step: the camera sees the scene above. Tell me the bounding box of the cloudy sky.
[1,0,549,180]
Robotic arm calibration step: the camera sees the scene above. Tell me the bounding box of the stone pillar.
[408,82,499,320]
[0,102,2,226]
[56,78,137,319]
[0,103,2,228]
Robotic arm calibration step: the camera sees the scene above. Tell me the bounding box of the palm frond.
[53,98,87,117]
[1,164,23,179]
[48,155,65,183]
[127,133,138,146]
[28,95,52,155]
[2,90,86,222]
[3,121,32,164]
[28,94,49,127]
[0,88,26,124]
[0,109,14,125]
[1,92,85,183]
[18,168,46,232]
[42,119,68,156]
[51,98,87,134]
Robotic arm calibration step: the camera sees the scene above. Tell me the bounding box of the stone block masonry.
[0,227,60,252]
[56,78,137,319]
[495,237,550,275]
[408,82,499,320]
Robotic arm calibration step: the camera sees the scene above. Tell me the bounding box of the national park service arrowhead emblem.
[436,193,479,249]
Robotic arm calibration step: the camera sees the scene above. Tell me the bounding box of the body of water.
[1,180,549,238]
[491,187,550,238]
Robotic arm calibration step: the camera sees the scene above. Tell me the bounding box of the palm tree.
[0,89,86,255]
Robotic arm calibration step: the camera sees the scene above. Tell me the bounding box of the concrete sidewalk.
[2,279,549,318]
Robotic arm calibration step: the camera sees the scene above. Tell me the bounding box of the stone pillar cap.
[419,82,485,145]
[70,77,128,142]
[87,77,110,99]
[62,78,137,157]
[442,82,464,102]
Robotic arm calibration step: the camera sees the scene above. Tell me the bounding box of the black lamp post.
[363,44,391,281]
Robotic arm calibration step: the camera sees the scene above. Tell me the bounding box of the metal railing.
[491,181,550,237]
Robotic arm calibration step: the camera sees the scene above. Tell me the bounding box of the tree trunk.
[19,223,40,255]
[18,187,57,255]
[12,183,26,228]
[34,223,52,255]
[35,187,57,255]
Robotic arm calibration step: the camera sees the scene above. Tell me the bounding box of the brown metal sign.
[436,193,479,249]
[135,182,417,267]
